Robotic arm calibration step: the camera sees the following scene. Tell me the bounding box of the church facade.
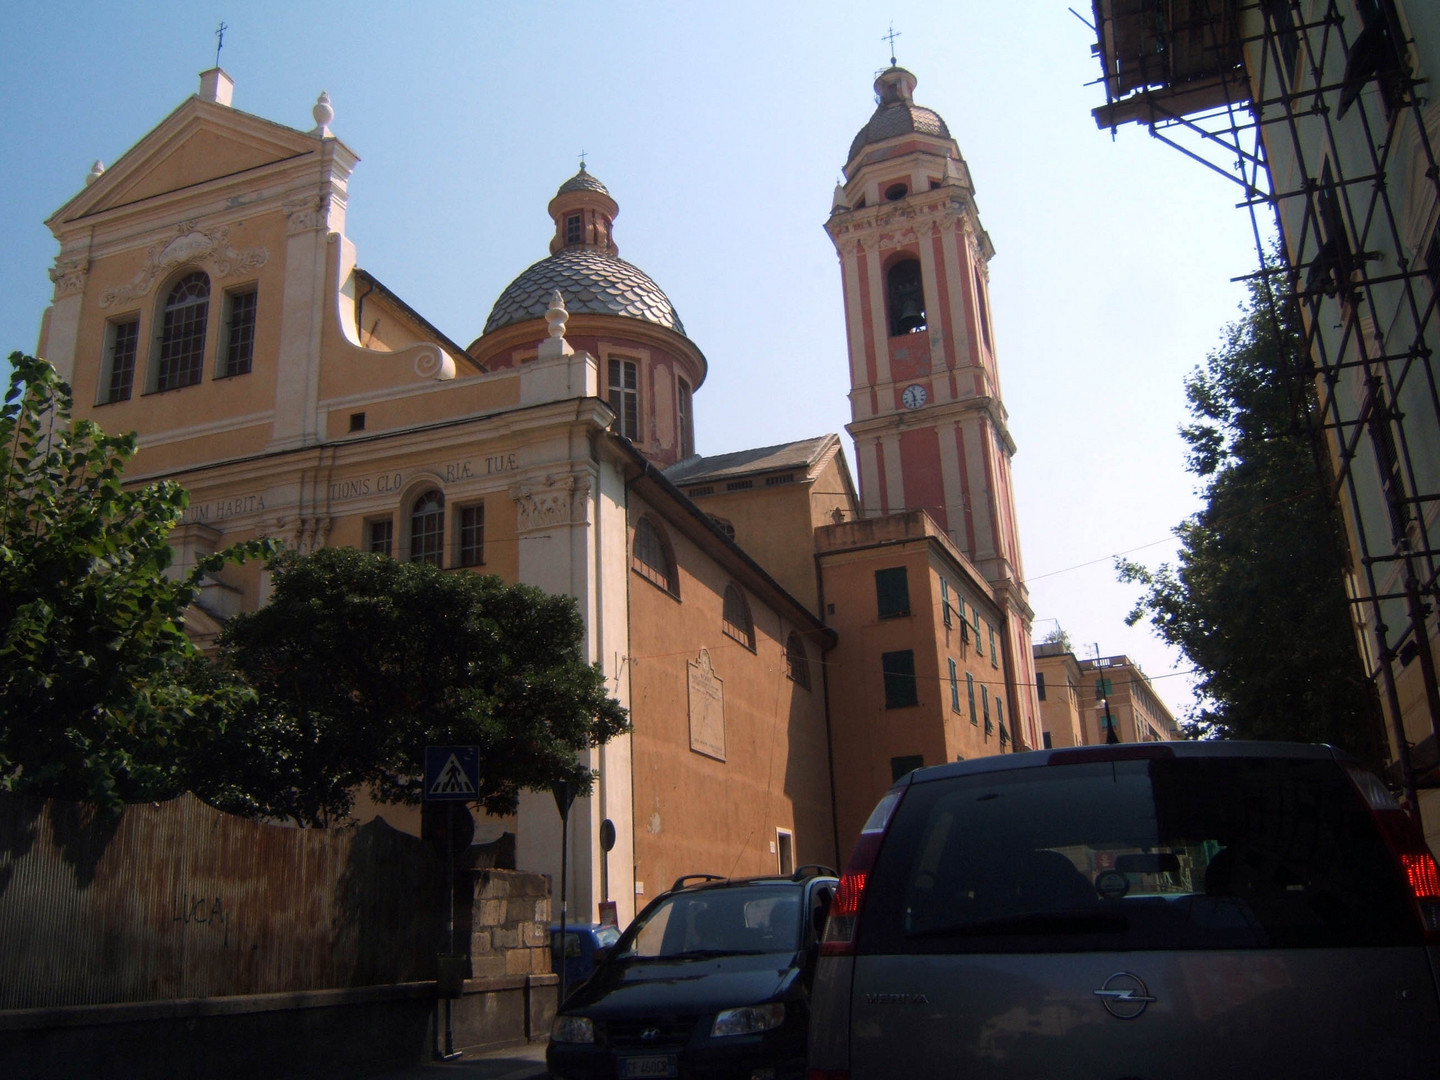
[34,64,1036,926]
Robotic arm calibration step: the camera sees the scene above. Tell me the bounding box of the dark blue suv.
[547,867,836,1080]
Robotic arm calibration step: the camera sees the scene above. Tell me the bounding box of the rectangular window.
[608,357,640,440]
[222,288,257,377]
[1312,162,1356,303]
[982,685,992,735]
[948,658,960,712]
[996,699,1007,745]
[876,567,910,619]
[940,578,952,628]
[1262,0,1300,83]
[1042,731,1053,749]
[458,503,485,567]
[565,214,582,244]
[882,650,918,709]
[1352,0,1407,118]
[776,829,795,875]
[103,317,139,403]
[1426,224,1440,293]
[678,378,694,458]
[966,672,976,725]
[891,755,924,783]
[1095,677,1113,699]
[367,518,393,557]
[972,612,982,657]
[989,625,998,668]
[1036,671,1047,701]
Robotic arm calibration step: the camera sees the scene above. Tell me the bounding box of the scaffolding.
[1089,0,1440,810]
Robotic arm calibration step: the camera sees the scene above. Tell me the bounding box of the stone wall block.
[478,899,506,926]
[471,953,508,979]
[521,921,548,948]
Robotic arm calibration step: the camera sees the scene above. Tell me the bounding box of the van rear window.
[859,757,1420,953]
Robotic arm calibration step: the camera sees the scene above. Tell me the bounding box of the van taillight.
[1345,764,1440,940]
[821,788,904,956]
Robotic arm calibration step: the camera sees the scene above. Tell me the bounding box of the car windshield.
[616,886,802,959]
[862,756,1421,953]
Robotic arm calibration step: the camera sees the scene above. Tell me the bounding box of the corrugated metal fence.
[0,792,445,1010]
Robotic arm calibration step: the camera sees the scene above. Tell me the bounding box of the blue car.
[550,922,622,991]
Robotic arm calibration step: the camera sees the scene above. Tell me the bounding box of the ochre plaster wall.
[817,529,1008,852]
[625,501,835,903]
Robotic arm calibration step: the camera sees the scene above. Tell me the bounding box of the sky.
[0,1,1265,720]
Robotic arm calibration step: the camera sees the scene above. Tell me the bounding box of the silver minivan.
[807,742,1440,1079]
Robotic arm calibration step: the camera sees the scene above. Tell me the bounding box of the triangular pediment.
[50,96,326,227]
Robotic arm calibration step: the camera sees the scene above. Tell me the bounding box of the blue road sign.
[424,745,480,801]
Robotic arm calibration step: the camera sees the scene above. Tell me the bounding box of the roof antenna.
[215,21,228,68]
[883,22,901,67]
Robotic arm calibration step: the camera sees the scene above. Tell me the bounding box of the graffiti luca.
[174,892,232,947]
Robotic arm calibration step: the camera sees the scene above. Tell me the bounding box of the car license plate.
[619,1055,677,1078]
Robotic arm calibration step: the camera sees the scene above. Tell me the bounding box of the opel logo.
[1093,972,1157,1019]
[640,1027,661,1042]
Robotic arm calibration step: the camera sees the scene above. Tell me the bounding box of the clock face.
[902,383,928,409]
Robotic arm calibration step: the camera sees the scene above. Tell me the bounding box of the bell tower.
[826,65,1040,748]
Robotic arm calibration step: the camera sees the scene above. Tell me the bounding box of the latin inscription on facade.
[183,494,266,523]
[687,649,726,761]
[324,453,519,503]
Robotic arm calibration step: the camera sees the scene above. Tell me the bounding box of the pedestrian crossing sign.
[424,745,480,801]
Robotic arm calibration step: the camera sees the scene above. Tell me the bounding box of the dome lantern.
[547,165,620,256]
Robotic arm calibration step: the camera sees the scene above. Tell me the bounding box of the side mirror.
[593,945,614,966]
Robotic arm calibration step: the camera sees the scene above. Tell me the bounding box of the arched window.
[722,583,755,651]
[786,633,811,690]
[886,258,926,336]
[409,490,444,565]
[708,515,735,541]
[156,271,210,391]
[632,516,678,594]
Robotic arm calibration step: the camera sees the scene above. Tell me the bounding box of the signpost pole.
[551,780,577,1007]
[425,746,479,1063]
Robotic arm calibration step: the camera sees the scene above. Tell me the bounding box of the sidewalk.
[360,1040,548,1080]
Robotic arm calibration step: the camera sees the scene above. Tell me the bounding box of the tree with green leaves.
[205,547,630,827]
[0,352,271,808]
[1117,284,1387,765]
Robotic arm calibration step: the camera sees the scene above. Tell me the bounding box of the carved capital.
[509,473,592,533]
[283,193,326,234]
[49,257,89,298]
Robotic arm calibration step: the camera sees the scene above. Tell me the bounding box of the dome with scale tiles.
[483,247,685,335]
[481,167,687,337]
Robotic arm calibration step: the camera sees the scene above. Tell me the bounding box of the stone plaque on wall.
[687,649,725,761]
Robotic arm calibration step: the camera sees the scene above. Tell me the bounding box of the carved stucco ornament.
[510,473,593,533]
[100,220,269,308]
